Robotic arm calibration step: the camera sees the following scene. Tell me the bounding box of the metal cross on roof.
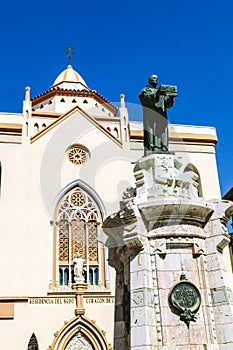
[65,43,75,63]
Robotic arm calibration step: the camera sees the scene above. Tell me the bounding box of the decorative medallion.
[169,273,201,328]
[67,145,89,165]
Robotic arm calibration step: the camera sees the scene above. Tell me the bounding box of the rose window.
[68,146,88,165]
[70,191,86,207]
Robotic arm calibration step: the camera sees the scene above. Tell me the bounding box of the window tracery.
[65,333,94,350]
[55,186,103,288]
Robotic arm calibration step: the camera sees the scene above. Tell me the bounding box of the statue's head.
[148,74,158,87]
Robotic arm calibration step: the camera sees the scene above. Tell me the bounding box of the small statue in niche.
[73,252,85,283]
[139,74,177,155]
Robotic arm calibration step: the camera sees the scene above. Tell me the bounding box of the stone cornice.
[129,129,218,145]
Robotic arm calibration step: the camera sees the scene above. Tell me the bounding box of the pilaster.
[22,86,32,144]
[71,283,88,316]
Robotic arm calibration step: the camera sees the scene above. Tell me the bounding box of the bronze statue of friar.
[139,74,177,156]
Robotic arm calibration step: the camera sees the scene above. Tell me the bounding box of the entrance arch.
[48,315,112,350]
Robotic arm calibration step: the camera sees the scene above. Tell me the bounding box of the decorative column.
[119,93,129,144]
[49,220,54,289]
[55,222,60,286]
[22,86,32,144]
[68,222,72,286]
[85,223,90,284]
[97,223,103,286]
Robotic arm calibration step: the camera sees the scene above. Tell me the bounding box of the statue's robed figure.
[139,74,177,155]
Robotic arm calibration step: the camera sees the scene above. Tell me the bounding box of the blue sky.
[0,0,233,196]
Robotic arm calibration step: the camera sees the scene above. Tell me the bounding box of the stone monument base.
[104,153,233,350]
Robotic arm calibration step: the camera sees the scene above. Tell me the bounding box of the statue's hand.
[165,95,175,108]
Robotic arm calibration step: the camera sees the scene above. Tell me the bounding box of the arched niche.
[184,163,203,197]
[48,315,112,350]
[113,127,119,139]
[33,123,39,134]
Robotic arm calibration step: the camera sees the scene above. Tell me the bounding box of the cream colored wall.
[31,118,53,136]
[0,118,220,295]
[0,112,22,124]
[0,116,222,295]
[0,144,34,295]
[60,115,136,216]
[0,107,226,350]
[84,300,115,344]
[0,111,119,348]
[172,126,221,199]
[0,301,114,350]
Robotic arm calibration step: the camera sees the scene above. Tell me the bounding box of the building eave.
[31,88,118,114]
[0,123,22,133]
[32,111,61,119]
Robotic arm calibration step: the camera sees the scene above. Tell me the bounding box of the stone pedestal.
[71,283,88,316]
[103,154,233,350]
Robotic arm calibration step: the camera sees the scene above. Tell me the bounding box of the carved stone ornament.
[67,145,89,165]
[169,273,201,328]
[65,332,94,350]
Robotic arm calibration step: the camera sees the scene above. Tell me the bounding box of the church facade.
[0,64,229,349]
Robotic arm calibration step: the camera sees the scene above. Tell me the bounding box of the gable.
[31,105,122,147]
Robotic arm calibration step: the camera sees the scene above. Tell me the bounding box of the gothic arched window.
[113,127,119,139]
[48,314,110,350]
[33,123,39,134]
[27,333,39,350]
[51,184,108,291]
